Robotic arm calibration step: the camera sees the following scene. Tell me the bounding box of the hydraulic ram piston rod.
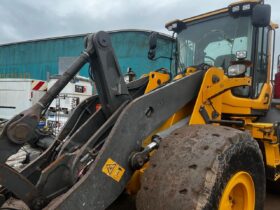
[0,37,95,163]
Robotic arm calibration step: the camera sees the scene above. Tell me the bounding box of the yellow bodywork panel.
[221,83,272,114]
[229,0,261,6]
[172,67,197,81]
[185,67,197,75]
[187,67,279,178]
[127,67,279,191]
[189,68,252,124]
[127,0,280,196]
[144,71,170,94]
[203,77,251,100]
[142,70,192,146]
[142,103,194,146]
[126,71,193,194]
[248,123,276,141]
[143,70,195,146]
[189,67,272,124]
[247,123,280,169]
[181,8,228,24]
[126,163,148,195]
[264,143,280,169]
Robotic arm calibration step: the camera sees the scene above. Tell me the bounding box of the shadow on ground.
[265,192,280,210]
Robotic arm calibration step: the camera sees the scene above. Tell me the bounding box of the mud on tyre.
[136,125,265,210]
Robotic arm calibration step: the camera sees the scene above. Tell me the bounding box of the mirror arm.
[151,56,172,61]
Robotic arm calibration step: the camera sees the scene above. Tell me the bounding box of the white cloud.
[0,0,279,64]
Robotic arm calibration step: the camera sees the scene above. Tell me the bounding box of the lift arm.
[0,31,130,163]
[0,31,204,210]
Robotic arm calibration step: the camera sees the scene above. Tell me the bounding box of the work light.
[228,64,246,77]
[228,1,257,16]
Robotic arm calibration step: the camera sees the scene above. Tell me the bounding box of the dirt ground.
[265,192,280,210]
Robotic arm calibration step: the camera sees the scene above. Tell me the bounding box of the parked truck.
[0,79,47,120]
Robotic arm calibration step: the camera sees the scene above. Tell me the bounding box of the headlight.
[165,20,187,33]
[236,51,247,60]
[228,64,246,77]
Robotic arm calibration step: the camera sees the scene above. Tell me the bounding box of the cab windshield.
[177,14,253,72]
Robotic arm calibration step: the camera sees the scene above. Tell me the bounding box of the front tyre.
[136,125,265,210]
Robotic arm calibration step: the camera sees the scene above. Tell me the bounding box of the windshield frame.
[175,12,254,75]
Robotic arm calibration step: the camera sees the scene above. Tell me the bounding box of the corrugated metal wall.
[0,30,174,80]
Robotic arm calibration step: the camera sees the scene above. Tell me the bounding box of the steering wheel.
[154,67,169,74]
[204,55,215,65]
[196,63,213,71]
[197,29,232,63]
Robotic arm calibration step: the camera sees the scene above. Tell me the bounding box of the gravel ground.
[265,192,280,210]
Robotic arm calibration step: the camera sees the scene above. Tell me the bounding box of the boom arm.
[0,31,130,163]
[0,31,203,210]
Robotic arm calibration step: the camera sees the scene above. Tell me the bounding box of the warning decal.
[102,158,125,182]
[32,80,47,91]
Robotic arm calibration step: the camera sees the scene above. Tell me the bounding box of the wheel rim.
[219,171,255,210]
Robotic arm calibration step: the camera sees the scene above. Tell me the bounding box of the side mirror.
[148,32,158,60]
[252,4,271,27]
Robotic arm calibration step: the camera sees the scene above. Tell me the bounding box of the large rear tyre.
[136,125,265,210]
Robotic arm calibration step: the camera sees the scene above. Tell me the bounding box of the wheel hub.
[219,171,255,210]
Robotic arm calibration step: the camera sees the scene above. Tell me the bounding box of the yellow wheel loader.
[0,0,278,209]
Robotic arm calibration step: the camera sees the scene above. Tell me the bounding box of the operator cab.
[165,1,274,100]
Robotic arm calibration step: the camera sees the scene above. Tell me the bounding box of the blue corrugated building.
[0,30,174,80]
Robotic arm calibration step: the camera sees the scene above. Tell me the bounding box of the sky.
[0,0,279,64]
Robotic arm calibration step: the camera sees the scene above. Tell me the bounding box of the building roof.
[0,29,173,47]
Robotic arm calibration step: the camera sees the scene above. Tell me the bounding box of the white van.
[0,78,47,120]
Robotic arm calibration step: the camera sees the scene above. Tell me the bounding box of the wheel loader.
[0,0,278,209]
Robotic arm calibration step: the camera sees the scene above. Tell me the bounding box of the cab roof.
[165,0,278,29]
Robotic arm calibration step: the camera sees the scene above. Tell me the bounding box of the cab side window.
[254,27,268,98]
